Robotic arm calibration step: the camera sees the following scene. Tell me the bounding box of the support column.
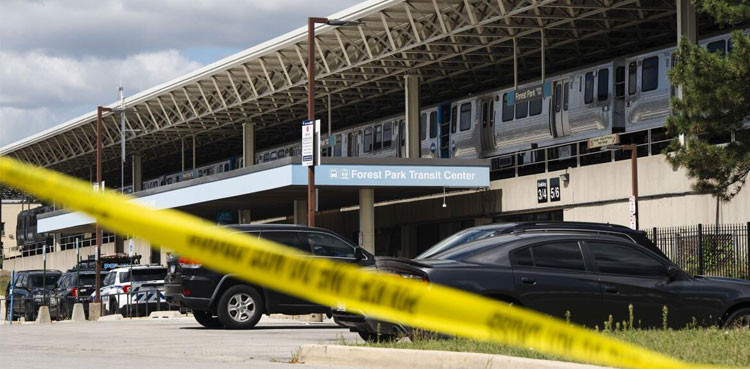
[132,154,142,192]
[242,123,255,167]
[359,188,375,255]
[404,75,421,158]
[238,209,252,224]
[677,0,697,44]
[399,225,417,258]
[293,200,308,225]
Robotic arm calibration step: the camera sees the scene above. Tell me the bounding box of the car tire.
[193,310,223,328]
[216,285,263,329]
[723,308,750,329]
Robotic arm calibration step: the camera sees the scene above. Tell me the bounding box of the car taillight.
[183,289,191,296]
[72,287,78,298]
[178,256,202,267]
[123,284,131,294]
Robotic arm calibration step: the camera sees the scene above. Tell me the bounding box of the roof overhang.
[1,0,686,181]
[37,157,489,233]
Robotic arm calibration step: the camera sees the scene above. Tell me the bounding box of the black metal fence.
[649,223,750,279]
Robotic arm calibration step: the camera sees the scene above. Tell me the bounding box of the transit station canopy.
[37,158,490,233]
[0,0,703,182]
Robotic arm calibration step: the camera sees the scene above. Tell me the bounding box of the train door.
[478,96,497,153]
[613,64,626,131]
[438,102,452,158]
[400,120,408,157]
[550,79,571,137]
[347,131,361,157]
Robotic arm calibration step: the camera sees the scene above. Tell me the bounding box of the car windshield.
[120,268,167,282]
[28,274,61,288]
[416,227,508,259]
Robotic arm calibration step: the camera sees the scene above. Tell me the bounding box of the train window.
[270,152,277,161]
[263,153,270,162]
[460,103,472,131]
[348,133,355,156]
[334,134,342,156]
[429,111,438,138]
[563,82,569,111]
[481,102,488,126]
[278,150,285,159]
[364,127,373,153]
[554,83,562,113]
[451,106,458,133]
[374,125,383,151]
[597,68,609,101]
[584,72,594,104]
[615,66,625,98]
[628,61,637,95]
[383,123,392,148]
[502,93,514,122]
[529,98,542,116]
[420,113,427,140]
[707,40,726,56]
[515,101,528,119]
[641,56,659,92]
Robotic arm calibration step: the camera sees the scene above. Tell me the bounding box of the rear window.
[121,268,167,283]
[28,274,61,288]
[76,274,99,286]
[416,227,510,259]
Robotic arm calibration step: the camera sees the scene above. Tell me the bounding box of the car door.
[511,241,602,328]
[585,241,694,329]
[13,273,28,314]
[258,231,316,310]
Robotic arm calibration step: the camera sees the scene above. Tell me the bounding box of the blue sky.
[0,0,361,148]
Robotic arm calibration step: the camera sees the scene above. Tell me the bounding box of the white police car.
[94,265,168,316]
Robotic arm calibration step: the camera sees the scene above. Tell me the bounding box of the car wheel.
[216,285,263,329]
[723,308,750,329]
[193,310,223,328]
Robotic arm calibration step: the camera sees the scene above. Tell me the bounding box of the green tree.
[666,0,750,202]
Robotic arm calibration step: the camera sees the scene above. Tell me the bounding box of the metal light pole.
[307,17,360,227]
[95,106,111,304]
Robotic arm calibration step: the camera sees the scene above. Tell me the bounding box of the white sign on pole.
[629,195,637,230]
[301,120,314,167]
[75,238,80,261]
[128,239,134,257]
[43,239,46,261]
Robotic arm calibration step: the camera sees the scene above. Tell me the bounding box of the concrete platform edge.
[298,344,614,369]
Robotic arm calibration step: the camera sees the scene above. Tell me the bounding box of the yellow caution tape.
[0,156,740,369]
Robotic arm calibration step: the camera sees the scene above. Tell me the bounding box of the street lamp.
[95,106,112,304]
[601,144,639,230]
[306,17,361,227]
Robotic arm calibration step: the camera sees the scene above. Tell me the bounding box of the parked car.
[4,270,62,321]
[334,221,670,339]
[49,269,108,320]
[165,224,374,329]
[94,265,168,316]
[360,231,750,340]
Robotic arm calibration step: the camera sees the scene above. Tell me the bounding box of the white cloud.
[0,0,361,148]
[0,50,201,147]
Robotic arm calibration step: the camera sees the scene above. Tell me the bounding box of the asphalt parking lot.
[0,316,360,369]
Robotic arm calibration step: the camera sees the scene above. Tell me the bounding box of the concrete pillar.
[677,0,697,44]
[404,75,421,158]
[400,225,418,258]
[132,154,142,192]
[239,209,251,224]
[359,188,375,254]
[243,123,255,167]
[294,200,308,225]
[114,235,124,254]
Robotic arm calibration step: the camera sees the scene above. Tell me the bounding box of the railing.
[649,223,750,279]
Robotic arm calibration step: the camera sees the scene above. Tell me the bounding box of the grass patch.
[359,329,750,367]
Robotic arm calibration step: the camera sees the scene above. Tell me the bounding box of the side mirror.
[354,248,365,261]
[666,266,679,280]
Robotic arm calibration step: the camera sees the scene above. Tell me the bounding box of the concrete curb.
[149,311,185,319]
[298,345,613,369]
[98,314,123,321]
[71,303,86,322]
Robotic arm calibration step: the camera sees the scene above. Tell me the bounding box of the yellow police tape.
[0,156,740,369]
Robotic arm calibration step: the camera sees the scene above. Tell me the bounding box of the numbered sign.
[549,177,561,202]
[537,179,548,203]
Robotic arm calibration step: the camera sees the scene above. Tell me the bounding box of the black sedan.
[363,231,750,338]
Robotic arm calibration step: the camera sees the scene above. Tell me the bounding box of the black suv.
[363,231,750,339]
[49,269,108,320]
[166,224,374,329]
[4,270,62,321]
